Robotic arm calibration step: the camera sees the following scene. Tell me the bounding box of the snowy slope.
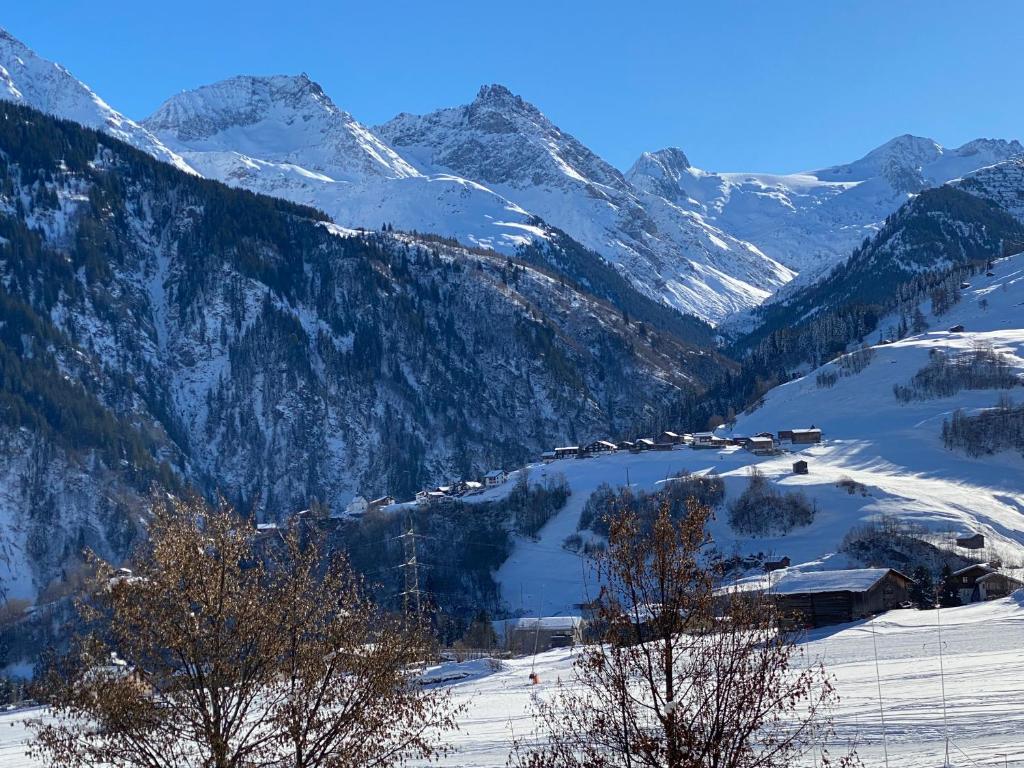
[5,597,1024,766]
[959,155,1024,224]
[378,85,794,324]
[465,254,1024,616]
[627,135,1024,283]
[0,28,194,174]
[144,75,547,253]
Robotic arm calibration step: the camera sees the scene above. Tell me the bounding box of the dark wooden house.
[791,427,822,444]
[508,617,586,654]
[955,533,985,550]
[367,495,396,512]
[769,568,913,628]
[793,460,809,475]
[946,563,1024,603]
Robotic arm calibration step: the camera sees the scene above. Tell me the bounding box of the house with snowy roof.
[730,568,914,628]
[483,469,508,487]
[508,616,586,654]
[945,563,1024,604]
[791,427,822,444]
[367,495,396,512]
[746,435,777,455]
[692,432,727,449]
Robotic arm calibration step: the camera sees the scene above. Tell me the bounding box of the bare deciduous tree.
[513,500,855,768]
[28,493,458,768]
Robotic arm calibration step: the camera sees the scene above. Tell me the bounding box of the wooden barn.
[747,435,776,455]
[955,533,985,550]
[791,427,822,444]
[692,432,727,449]
[367,495,396,512]
[769,568,913,628]
[554,446,580,459]
[793,459,809,475]
[508,617,586,654]
[946,564,1024,603]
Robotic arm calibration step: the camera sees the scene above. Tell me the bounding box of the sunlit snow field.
[2,597,1023,767]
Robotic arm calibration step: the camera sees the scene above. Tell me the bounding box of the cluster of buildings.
[538,426,823,463]
[342,470,513,517]
[343,494,398,518]
[413,469,510,507]
[342,425,824,520]
[509,559,1024,652]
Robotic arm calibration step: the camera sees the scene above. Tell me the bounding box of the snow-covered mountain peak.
[145,74,419,181]
[472,83,528,109]
[378,88,793,322]
[0,27,195,173]
[954,137,1024,160]
[146,73,338,140]
[625,148,694,198]
[813,134,942,185]
[377,84,628,191]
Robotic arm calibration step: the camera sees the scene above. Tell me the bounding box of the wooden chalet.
[483,469,508,487]
[767,568,913,628]
[946,563,1024,603]
[460,480,485,496]
[635,438,657,451]
[554,446,581,459]
[508,617,586,654]
[585,440,618,455]
[792,459,809,475]
[955,533,985,550]
[791,427,822,444]
[616,440,636,451]
[659,431,683,445]
[692,432,727,449]
[746,435,776,455]
[778,429,794,441]
[367,495,396,512]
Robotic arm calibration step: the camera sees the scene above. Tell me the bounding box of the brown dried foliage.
[27,493,459,768]
[512,499,857,768]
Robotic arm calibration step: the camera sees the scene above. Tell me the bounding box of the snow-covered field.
[489,253,1024,616]
[2,597,1022,767]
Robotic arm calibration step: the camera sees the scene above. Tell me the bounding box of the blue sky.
[4,1,1022,173]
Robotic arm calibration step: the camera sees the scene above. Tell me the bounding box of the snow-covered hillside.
[628,135,1024,283]
[474,254,1024,616]
[378,85,794,323]
[0,97,730,604]
[0,28,194,173]
[4,596,1024,766]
